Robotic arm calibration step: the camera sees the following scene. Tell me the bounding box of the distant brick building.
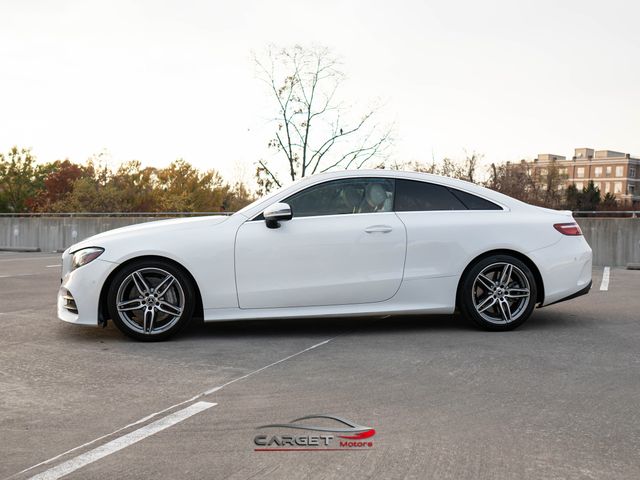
[533,148,640,202]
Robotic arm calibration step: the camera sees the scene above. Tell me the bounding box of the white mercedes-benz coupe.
[58,170,592,341]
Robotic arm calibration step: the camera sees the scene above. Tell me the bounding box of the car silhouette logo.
[258,414,376,440]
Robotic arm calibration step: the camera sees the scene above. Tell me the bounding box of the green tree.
[600,192,617,210]
[564,181,601,211]
[154,160,245,212]
[580,180,601,210]
[51,176,123,212]
[0,147,49,212]
[109,160,159,212]
[565,183,580,210]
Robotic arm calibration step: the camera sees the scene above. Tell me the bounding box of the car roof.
[310,169,533,208]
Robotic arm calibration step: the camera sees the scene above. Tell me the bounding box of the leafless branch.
[254,45,392,189]
[257,160,282,188]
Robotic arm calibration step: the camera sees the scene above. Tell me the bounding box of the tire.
[107,259,195,341]
[458,255,537,331]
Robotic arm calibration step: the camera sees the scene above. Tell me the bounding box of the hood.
[67,215,230,253]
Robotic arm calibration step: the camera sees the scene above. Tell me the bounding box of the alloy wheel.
[115,267,185,335]
[471,262,531,325]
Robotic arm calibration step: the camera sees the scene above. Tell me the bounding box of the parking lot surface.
[1,252,639,479]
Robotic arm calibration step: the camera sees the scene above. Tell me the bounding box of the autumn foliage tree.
[0,147,50,212]
[28,160,93,211]
[0,147,254,213]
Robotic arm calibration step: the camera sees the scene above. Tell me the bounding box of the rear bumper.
[542,280,592,307]
[528,235,592,306]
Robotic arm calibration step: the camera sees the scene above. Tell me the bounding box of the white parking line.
[0,273,40,279]
[600,266,610,291]
[45,265,61,268]
[0,256,60,262]
[203,337,333,395]
[0,308,36,317]
[28,401,216,480]
[12,337,335,479]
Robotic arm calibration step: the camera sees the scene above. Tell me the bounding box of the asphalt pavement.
[1,252,638,479]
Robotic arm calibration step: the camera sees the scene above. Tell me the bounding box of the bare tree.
[389,150,482,183]
[486,160,539,204]
[534,159,567,209]
[254,45,392,193]
[462,150,481,183]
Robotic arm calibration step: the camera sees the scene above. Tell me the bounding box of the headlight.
[71,247,104,271]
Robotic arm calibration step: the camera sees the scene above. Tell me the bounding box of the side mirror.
[263,202,293,229]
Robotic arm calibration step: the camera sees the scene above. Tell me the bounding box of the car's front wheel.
[107,260,195,341]
[459,255,537,331]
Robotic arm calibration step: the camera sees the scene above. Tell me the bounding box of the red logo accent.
[338,428,376,440]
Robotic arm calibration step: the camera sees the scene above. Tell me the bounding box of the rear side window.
[394,179,466,211]
[448,188,502,210]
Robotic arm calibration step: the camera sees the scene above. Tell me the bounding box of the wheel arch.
[455,249,545,307]
[98,255,204,326]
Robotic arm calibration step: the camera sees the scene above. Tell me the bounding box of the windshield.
[235,187,283,216]
[235,176,309,216]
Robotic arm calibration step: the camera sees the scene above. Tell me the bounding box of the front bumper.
[57,258,117,326]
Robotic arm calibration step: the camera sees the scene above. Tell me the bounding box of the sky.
[1,0,639,185]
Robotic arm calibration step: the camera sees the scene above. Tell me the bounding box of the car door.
[234,177,407,309]
[393,178,505,281]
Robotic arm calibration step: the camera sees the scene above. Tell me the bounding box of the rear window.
[448,188,502,210]
[394,179,466,211]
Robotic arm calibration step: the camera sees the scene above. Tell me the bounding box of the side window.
[448,188,502,210]
[284,178,395,218]
[394,179,466,211]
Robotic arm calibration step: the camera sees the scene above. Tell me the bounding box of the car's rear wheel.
[107,260,195,341]
[459,255,537,331]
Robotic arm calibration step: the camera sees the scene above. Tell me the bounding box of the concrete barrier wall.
[1,216,638,266]
[576,218,640,267]
[0,217,163,253]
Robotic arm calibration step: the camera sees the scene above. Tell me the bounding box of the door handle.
[364,225,393,234]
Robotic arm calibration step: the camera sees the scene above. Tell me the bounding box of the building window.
[614,182,623,194]
[605,182,611,194]
[629,184,635,195]
[575,181,584,190]
[540,168,548,176]
[606,166,612,176]
[576,167,585,178]
[594,166,603,177]
[559,167,568,176]
[630,167,636,178]
[616,166,624,177]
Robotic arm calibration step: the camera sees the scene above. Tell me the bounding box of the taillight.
[554,222,583,236]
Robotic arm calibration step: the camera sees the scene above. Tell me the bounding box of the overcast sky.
[1,0,638,183]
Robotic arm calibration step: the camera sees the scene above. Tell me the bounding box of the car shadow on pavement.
[179,313,474,340]
[56,308,582,343]
[184,309,584,339]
